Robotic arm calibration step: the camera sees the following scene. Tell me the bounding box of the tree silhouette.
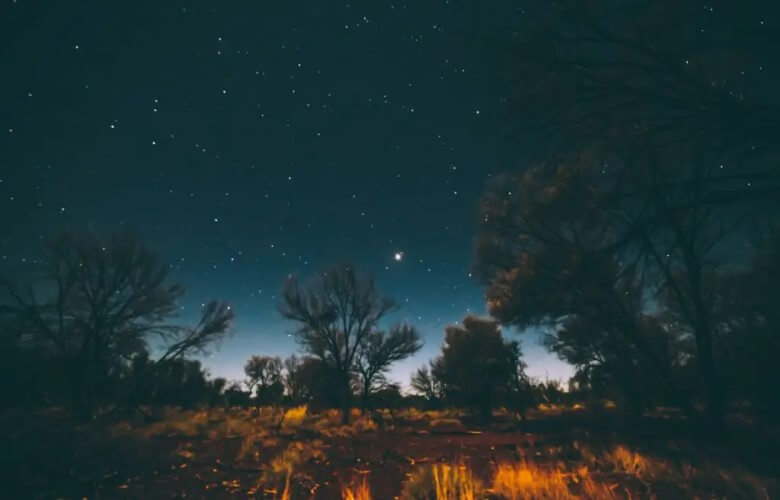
[280,264,397,422]
[282,355,312,404]
[504,0,780,195]
[244,355,284,405]
[355,324,422,412]
[431,316,523,421]
[0,231,233,410]
[474,164,727,421]
[492,0,780,424]
[711,230,780,418]
[410,365,442,407]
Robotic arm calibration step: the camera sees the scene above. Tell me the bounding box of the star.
[394,251,404,262]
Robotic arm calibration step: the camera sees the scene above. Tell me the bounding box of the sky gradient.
[1,1,573,388]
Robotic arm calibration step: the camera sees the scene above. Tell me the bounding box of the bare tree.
[355,324,422,412]
[279,264,396,423]
[410,365,442,405]
[0,231,233,409]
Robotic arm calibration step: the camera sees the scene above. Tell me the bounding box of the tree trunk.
[361,379,371,415]
[686,248,724,427]
[695,327,724,427]
[340,374,352,425]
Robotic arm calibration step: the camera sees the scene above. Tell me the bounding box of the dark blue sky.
[1,1,572,386]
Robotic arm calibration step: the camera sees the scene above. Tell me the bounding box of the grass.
[490,462,616,499]
[342,476,371,500]
[398,442,773,499]
[402,462,481,500]
[2,404,777,498]
[282,404,308,428]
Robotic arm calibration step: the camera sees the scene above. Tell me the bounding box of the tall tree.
[354,324,422,411]
[492,1,780,424]
[279,264,396,423]
[476,169,680,400]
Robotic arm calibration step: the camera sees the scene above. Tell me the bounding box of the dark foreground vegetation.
[1,404,778,498]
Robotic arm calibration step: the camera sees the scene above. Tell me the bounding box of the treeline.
[0,231,566,424]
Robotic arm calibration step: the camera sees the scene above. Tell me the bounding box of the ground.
[1,404,778,498]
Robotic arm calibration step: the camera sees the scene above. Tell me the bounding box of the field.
[1,404,778,499]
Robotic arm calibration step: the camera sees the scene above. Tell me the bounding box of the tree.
[279,264,397,423]
[474,165,716,421]
[0,231,233,410]
[493,1,780,424]
[712,229,780,418]
[410,365,442,406]
[354,324,422,412]
[282,355,311,404]
[505,356,533,425]
[431,316,524,421]
[244,355,283,405]
[223,381,251,407]
[503,0,780,195]
[287,356,344,410]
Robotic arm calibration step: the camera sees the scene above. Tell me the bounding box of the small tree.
[432,316,524,421]
[410,365,443,408]
[355,324,422,412]
[279,264,396,423]
[244,355,283,405]
[283,355,311,404]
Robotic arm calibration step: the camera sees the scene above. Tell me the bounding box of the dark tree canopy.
[431,316,524,421]
[504,0,780,193]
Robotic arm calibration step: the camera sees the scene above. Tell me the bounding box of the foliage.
[480,0,780,425]
[428,316,526,421]
[244,355,284,405]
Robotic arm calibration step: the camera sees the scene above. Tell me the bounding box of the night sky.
[1,2,572,386]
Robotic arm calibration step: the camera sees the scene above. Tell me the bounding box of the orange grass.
[491,462,616,499]
[342,477,371,500]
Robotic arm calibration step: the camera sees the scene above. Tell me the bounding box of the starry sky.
[0,1,573,387]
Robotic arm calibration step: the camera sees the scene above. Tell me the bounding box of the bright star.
[394,251,403,261]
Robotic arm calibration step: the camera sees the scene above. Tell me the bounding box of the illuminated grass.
[342,476,371,500]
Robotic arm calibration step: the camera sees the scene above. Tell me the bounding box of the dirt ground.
[1,405,778,498]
